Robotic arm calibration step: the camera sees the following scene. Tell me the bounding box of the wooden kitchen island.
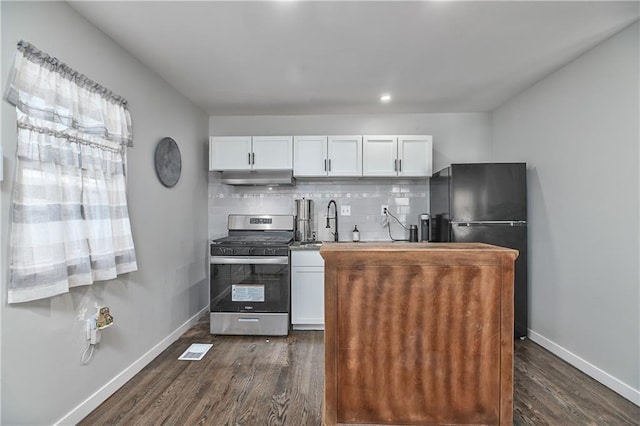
[319,242,519,426]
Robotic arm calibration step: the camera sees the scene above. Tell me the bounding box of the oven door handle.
[210,256,289,265]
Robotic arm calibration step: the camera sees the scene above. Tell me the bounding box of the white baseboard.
[56,306,209,425]
[528,329,640,406]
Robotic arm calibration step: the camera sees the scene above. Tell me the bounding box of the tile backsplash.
[209,173,429,242]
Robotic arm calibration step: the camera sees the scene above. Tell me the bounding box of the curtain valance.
[6,40,133,147]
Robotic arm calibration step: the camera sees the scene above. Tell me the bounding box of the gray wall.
[209,113,492,239]
[492,23,639,400]
[1,2,209,424]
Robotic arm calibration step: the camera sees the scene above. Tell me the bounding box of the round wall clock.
[154,137,181,188]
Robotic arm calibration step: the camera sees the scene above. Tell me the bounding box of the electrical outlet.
[381,205,389,216]
[340,205,351,216]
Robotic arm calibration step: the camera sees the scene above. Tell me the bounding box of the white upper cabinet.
[209,136,252,170]
[398,135,432,177]
[293,136,328,177]
[251,136,293,170]
[362,135,398,177]
[327,135,362,177]
[363,134,432,177]
[211,134,430,177]
[209,136,292,171]
[294,135,362,177]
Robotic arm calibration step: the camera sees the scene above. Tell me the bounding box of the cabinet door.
[291,266,325,327]
[251,136,293,170]
[209,136,252,171]
[294,136,328,177]
[292,250,324,267]
[363,135,398,177]
[398,135,433,177]
[327,135,362,177]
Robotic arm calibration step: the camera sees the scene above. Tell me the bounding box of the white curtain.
[6,40,137,303]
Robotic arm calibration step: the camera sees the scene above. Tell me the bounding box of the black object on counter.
[409,225,418,242]
[420,213,430,242]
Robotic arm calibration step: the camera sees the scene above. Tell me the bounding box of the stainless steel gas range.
[209,214,294,336]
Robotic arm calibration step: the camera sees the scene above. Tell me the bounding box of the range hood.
[220,169,296,186]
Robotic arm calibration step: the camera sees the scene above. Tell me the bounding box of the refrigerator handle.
[452,221,527,227]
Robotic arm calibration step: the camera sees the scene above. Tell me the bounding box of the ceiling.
[68,1,639,116]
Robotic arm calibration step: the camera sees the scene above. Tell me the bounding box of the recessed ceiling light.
[380,94,392,103]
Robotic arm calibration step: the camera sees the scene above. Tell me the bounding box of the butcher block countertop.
[320,241,517,252]
[320,242,519,426]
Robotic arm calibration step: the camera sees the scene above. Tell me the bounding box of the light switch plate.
[340,205,351,216]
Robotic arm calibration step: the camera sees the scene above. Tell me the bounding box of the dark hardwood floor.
[80,319,639,425]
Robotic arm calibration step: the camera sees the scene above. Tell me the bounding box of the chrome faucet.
[326,199,339,242]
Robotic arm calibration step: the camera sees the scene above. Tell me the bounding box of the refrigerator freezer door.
[450,163,527,222]
[452,222,528,338]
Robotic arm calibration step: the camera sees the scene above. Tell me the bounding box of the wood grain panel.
[499,254,516,425]
[336,265,501,424]
[321,242,517,426]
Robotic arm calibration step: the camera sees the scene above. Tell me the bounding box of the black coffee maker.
[419,213,430,242]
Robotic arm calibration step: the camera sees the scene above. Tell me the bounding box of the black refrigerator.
[430,163,528,338]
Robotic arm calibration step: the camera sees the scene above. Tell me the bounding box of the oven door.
[210,256,290,313]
